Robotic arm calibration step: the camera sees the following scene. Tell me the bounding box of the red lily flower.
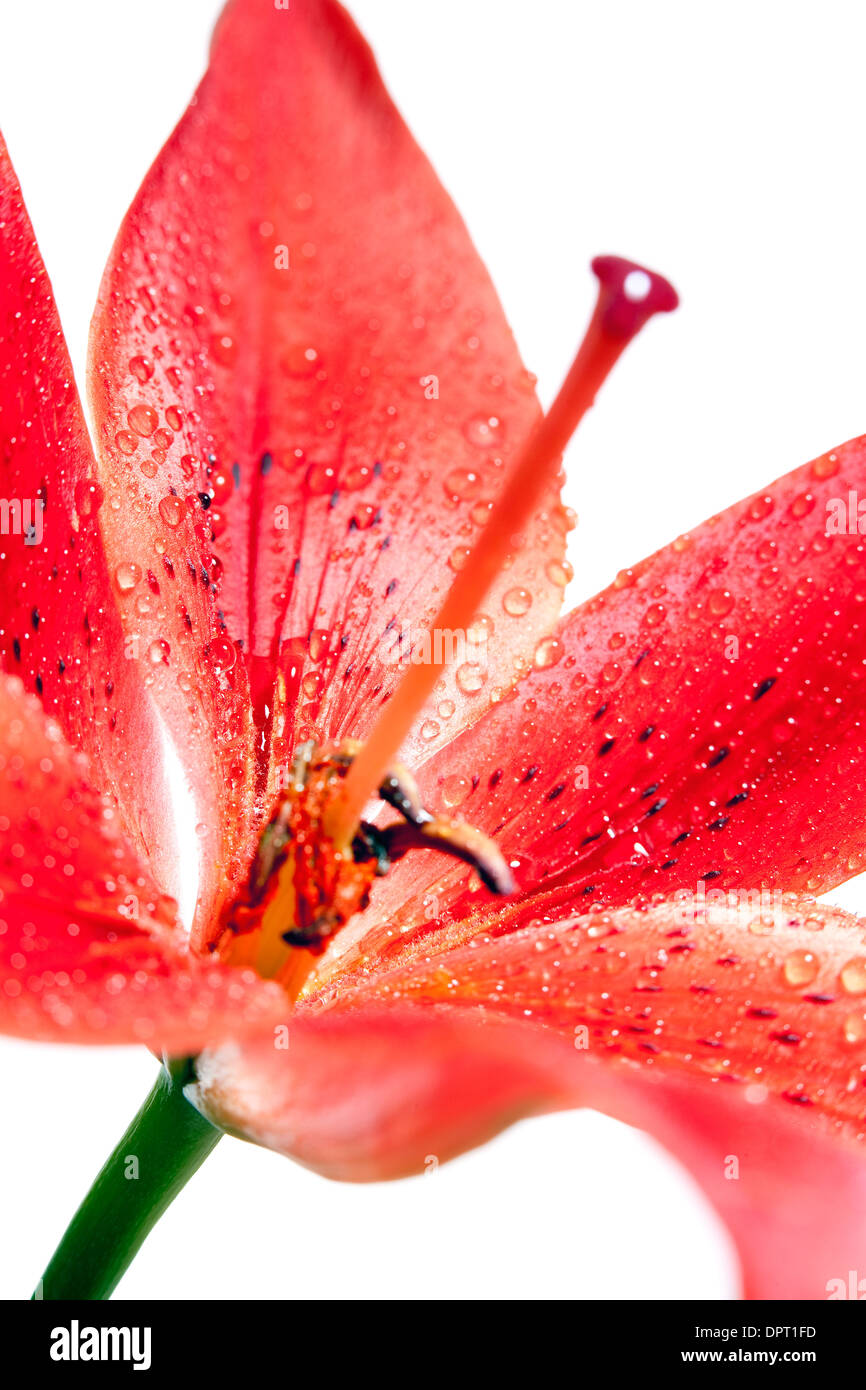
[3,0,866,1301]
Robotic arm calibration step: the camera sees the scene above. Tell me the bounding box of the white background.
[0,0,864,1300]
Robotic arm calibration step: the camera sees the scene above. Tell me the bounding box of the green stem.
[33,1061,220,1300]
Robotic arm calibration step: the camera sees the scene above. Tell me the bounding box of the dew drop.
[790,491,815,519]
[811,452,839,480]
[441,775,470,808]
[210,334,237,365]
[282,344,320,377]
[115,430,138,455]
[643,602,667,628]
[464,415,503,448]
[129,356,154,384]
[534,636,563,669]
[707,589,735,617]
[546,560,573,588]
[467,614,495,644]
[843,1011,866,1044]
[209,636,237,672]
[158,496,184,528]
[114,562,141,594]
[840,957,866,995]
[148,639,171,665]
[503,587,532,617]
[455,662,487,694]
[75,480,104,518]
[782,949,819,987]
[128,404,158,437]
[352,504,377,531]
[210,470,234,505]
[306,463,338,495]
[749,914,776,936]
[443,468,482,502]
[747,495,774,522]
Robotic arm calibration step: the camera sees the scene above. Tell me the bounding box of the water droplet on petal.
[443,468,482,502]
[534,636,563,669]
[209,636,237,672]
[840,957,866,995]
[114,562,141,594]
[455,662,487,694]
[747,495,774,522]
[503,587,532,617]
[782,949,820,987]
[282,344,320,377]
[128,404,158,437]
[210,334,237,365]
[546,560,573,588]
[707,589,735,617]
[129,356,154,383]
[441,775,470,808]
[467,614,494,644]
[115,430,138,455]
[643,602,667,628]
[790,491,815,519]
[811,452,839,480]
[464,415,503,449]
[158,496,184,528]
[148,639,171,665]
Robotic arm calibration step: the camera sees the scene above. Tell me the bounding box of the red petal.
[328,435,866,971]
[188,996,866,1299]
[328,895,866,1132]
[87,0,567,936]
[0,675,286,1047]
[0,133,176,892]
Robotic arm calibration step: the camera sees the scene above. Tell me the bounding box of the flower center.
[215,740,514,996]
[218,257,677,997]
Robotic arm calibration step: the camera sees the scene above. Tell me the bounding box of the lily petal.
[325,435,866,973]
[188,992,866,1300]
[0,674,286,1048]
[0,133,176,892]
[87,0,567,940]
[329,895,866,1130]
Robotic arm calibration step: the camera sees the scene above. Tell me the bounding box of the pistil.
[325,256,678,848]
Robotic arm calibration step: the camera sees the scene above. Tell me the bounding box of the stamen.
[326,257,678,848]
[219,742,515,997]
